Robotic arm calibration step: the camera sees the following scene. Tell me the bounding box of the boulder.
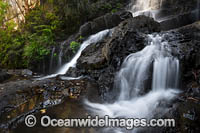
[79,22,92,37]
[91,15,107,34]
[77,40,109,70]
[79,10,132,37]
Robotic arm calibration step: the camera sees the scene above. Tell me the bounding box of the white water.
[57,29,110,75]
[129,0,162,20]
[85,34,179,132]
[49,47,55,72]
[59,76,83,80]
[37,29,111,80]
[58,41,66,67]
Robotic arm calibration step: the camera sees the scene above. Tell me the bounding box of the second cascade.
[85,33,180,133]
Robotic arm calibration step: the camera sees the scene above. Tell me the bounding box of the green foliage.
[0,0,8,25]
[0,0,125,70]
[70,41,80,53]
[111,9,118,13]
[101,3,112,10]
[79,35,83,40]
[0,1,23,68]
[23,41,50,67]
[0,3,55,68]
[0,33,25,68]
[58,0,91,35]
[24,7,62,40]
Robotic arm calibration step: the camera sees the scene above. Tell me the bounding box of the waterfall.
[129,0,161,19]
[37,29,111,80]
[49,47,55,73]
[85,33,179,132]
[152,57,179,90]
[56,29,111,75]
[58,41,66,67]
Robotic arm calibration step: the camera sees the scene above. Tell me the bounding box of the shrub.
[70,41,80,53]
[23,40,50,67]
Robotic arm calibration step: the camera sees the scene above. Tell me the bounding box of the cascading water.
[49,47,55,73]
[58,41,66,67]
[37,29,111,80]
[129,0,162,20]
[56,29,111,75]
[85,34,179,133]
[130,0,200,23]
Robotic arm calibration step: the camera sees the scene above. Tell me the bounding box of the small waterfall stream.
[49,47,55,73]
[37,29,111,80]
[56,29,111,75]
[58,41,66,67]
[85,34,180,133]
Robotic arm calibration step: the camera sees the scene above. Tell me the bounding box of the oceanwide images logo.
[25,115,175,129]
[25,115,37,127]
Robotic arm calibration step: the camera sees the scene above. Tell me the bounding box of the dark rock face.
[172,21,200,90]
[79,11,133,37]
[160,9,200,30]
[78,42,108,70]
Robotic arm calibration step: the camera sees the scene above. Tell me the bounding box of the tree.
[0,0,8,26]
